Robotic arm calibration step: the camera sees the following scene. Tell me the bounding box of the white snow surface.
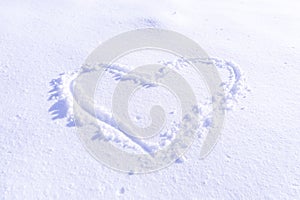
[1,0,300,199]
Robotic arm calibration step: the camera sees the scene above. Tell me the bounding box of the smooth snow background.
[0,0,299,199]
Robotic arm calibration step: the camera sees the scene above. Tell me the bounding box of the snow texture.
[1,0,300,199]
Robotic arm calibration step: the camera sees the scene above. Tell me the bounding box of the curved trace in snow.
[48,57,250,155]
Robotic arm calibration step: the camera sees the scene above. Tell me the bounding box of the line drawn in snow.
[48,28,250,173]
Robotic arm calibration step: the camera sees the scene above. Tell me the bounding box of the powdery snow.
[1,0,300,199]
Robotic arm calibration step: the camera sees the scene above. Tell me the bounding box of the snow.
[1,0,300,199]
